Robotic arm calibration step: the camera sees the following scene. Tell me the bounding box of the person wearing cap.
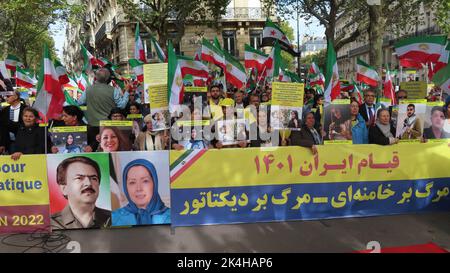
[0,90,26,154]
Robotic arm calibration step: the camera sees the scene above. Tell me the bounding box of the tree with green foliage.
[278,21,296,70]
[117,0,231,50]
[0,0,83,68]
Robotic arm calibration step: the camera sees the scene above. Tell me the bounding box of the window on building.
[223,30,236,56]
[249,30,262,49]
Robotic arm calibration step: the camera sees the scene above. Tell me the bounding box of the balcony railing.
[95,21,112,43]
[222,7,265,20]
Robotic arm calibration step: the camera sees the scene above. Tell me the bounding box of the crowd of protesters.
[1,66,450,161]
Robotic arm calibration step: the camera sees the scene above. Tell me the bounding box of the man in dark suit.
[0,90,27,154]
[359,89,377,127]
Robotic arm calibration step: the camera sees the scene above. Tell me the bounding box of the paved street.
[1,212,448,253]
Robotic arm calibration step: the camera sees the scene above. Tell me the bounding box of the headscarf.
[122,159,168,224]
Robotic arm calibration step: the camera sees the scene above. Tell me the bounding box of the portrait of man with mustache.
[51,156,111,229]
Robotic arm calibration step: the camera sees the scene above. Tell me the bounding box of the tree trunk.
[368,4,384,85]
[325,0,337,45]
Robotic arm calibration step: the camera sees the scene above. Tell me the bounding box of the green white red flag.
[54,59,70,85]
[224,50,247,89]
[201,38,226,70]
[149,33,166,62]
[129,59,144,82]
[135,23,147,63]
[432,63,450,94]
[383,67,395,105]
[5,54,23,72]
[81,43,97,71]
[394,35,447,64]
[15,66,36,88]
[34,44,64,120]
[168,41,184,112]
[177,56,209,79]
[244,44,268,74]
[356,58,380,87]
[324,40,341,103]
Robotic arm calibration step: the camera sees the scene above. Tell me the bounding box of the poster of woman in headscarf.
[110,151,171,226]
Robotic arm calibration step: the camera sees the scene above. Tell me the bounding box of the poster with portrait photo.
[423,103,449,140]
[395,102,426,140]
[150,108,170,131]
[127,114,144,140]
[99,120,134,152]
[49,127,88,154]
[110,151,171,226]
[46,153,111,230]
[323,103,352,141]
[270,106,303,131]
[217,119,237,146]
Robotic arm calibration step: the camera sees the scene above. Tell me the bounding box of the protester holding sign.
[10,107,48,160]
[135,114,169,151]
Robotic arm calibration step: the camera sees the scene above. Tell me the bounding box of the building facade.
[335,1,444,81]
[63,0,273,74]
[300,37,326,57]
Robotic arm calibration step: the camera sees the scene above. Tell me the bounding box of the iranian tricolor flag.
[5,54,23,72]
[223,50,247,89]
[81,43,97,71]
[201,38,226,70]
[264,41,281,79]
[168,41,184,112]
[261,19,299,57]
[279,68,290,82]
[383,67,395,105]
[394,35,447,64]
[34,44,64,120]
[308,63,325,86]
[149,33,166,62]
[324,40,340,103]
[135,23,146,63]
[194,47,202,61]
[177,56,209,79]
[63,75,79,91]
[433,40,450,74]
[400,58,423,69]
[352,80,363,105]
[432,63,450,94]
[129,59,144,82]
[279,69,301,83]
[244,44,268,73]
[356,58,380,87]
[77,72,90,91]
[96,57,111,67]
[54,60,70,85]
[15,66,36,88]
